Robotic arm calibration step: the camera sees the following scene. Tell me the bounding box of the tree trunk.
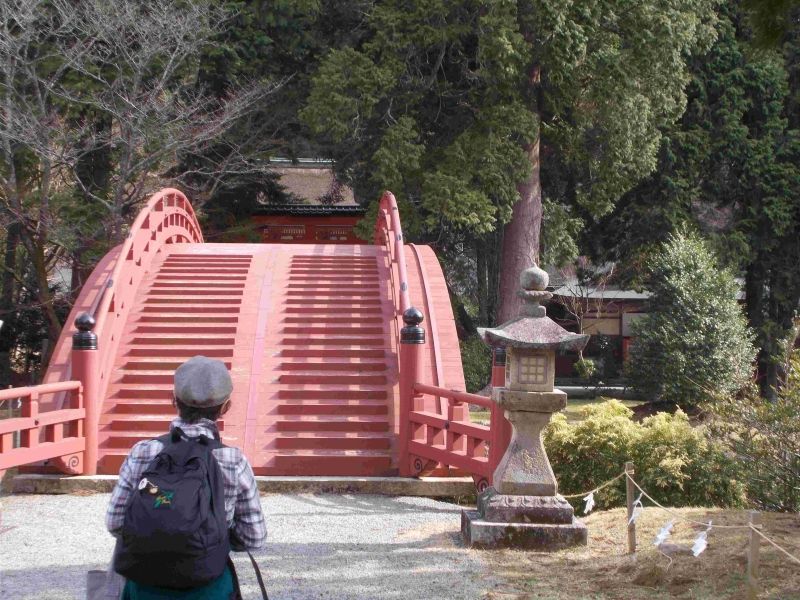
[476,237,488,326]
[26,238,62,368]
[745,261,777,400]
[0,221,20,387]
[487,228,501,325]
[497,136,542,323]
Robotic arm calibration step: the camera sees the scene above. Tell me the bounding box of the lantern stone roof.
[479,316,589,352]
[478,265,590,353]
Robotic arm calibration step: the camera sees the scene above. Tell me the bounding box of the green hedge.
[545,400,746,511]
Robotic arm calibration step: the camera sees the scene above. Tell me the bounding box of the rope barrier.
[625,473,800,565]
[558,472,626,499]
[749,525,800,566]
[625,474,751,530]
[557,468,800,566]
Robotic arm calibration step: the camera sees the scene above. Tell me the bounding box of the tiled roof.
[267,166,356,205]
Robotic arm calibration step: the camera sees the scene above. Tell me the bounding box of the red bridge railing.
[408,384,498,489]
[0,189,204,474]
[91,189,203,406]
[375,190,510,489]
[374,191,412,333]
[0,382,85,471]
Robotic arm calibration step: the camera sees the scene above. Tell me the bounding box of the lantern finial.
[518,264,552,318]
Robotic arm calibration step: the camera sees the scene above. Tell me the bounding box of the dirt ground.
[479,507,800,600]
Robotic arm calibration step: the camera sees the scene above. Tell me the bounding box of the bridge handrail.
[91,188,203,405]
[374,191,411,319]
[0,381,81,401]
[408,382,496,486]
[0,380,85,470]
[87,277,113,321]
[411,382,506,489]
[413,383,493,409]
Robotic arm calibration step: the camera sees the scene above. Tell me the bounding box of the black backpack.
[113,427,230,590]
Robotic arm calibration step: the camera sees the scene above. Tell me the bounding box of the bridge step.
[107,416,175,431]
[133,325,239,334]
[112,399,175,414]
[281,337,385,346]
[276,402,388,416]
[265,453,393,476]
[126,347,234,358]
[136,315,240,323]
[279,374,387,385]
[274,435,392,450]
[280,348,386,359]
[277,388,387,400]
[276,416,390,433]
[121,359,234,370]
[278,362,386,372]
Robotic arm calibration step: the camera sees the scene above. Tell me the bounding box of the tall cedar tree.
[301,0,717,323]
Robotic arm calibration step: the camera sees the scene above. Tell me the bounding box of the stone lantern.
[461,264,590,549]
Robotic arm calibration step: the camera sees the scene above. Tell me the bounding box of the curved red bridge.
[24,189,477,477]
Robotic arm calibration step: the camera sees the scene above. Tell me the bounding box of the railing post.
[72,312,99,475]
[488,347,512,475]
[399,307,425,477]
[491,347,506,388]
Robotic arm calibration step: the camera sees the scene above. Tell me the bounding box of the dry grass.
[479,507,800,600]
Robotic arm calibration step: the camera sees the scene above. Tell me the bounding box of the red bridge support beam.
[489,347,512,470]
[72,313,99,475]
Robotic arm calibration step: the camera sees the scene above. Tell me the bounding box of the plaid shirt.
[106,418,267,551]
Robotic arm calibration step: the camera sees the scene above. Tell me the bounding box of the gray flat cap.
[174,355,233,408]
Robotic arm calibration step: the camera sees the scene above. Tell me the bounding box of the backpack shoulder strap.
[205,428,225,451]
[156,426,225,449]
[155,431,175,446]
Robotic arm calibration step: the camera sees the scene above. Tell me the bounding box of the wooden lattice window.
[262,225,306,241]
[315,226,352,241]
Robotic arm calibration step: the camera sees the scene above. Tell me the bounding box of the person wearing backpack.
[105,355,267,599]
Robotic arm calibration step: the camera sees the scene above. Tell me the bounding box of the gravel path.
[0,493,497,599]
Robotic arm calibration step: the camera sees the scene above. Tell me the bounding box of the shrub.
[573,357,597,380]
[708,351,800,512]
[545,400,746,511]
[627,231,755,407]
[460,336,492,393]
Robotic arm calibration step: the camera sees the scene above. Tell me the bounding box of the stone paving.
[0,493,498,599]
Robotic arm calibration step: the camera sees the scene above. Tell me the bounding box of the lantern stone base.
[461,488,587,550]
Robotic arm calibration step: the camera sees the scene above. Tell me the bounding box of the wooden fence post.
[626,461,636,554]
[747,510,762,599]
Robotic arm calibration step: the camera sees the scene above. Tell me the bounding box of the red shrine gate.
[0,189,510,490]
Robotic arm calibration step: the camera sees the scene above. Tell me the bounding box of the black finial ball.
[73,312,98,350]
[403,307,424,327]
[401,307,425,344]
[74,312,96,332]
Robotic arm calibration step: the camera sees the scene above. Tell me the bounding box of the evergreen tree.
[300,0,717,324]
[628,231,756,407]
[589,2,800,398]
